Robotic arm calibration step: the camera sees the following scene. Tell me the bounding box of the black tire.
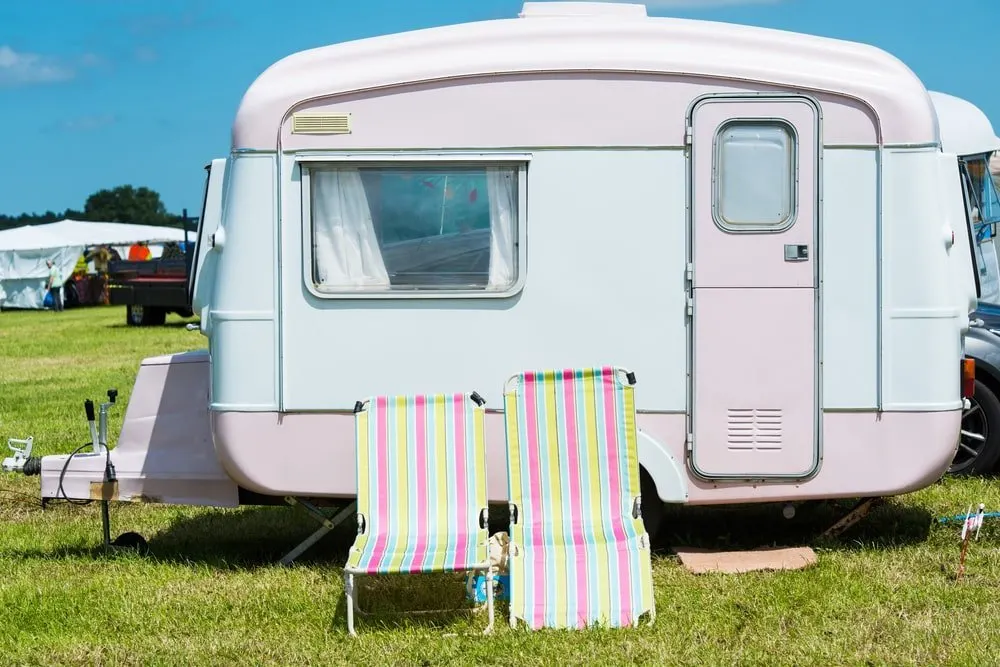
[949,378,1000,476]
[639,468,664,542]
[126,304,167,327]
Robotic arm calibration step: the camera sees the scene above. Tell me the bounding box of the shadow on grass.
[8,503,357,569]
[652,498,934,556]
[8,502,489,633]
[10,495,933,573]
[330,572,494,635]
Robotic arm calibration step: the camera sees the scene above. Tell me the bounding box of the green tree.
[0,185,194,232]
[83,185,172,226]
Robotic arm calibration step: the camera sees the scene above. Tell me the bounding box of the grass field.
[2,306,1000,665]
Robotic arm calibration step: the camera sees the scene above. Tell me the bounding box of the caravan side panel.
[278,148,688,412]
[208,154,279,412]
[821,148,878,409]
[880,148,964,411]
[278,74,879,152]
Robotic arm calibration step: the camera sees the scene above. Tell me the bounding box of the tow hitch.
[3,390,148,555]
[2,436,40,476]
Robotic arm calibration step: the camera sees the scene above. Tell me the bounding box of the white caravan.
[930,90,1000,476]
[931,91,1000,304]
[7,3,977,544]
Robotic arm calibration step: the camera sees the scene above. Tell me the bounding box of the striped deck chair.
[503,366,656,630]
[344,392,496,636]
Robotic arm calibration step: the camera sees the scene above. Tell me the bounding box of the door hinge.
[686,295,693,316]
[685,262,693,283]
[684,126,692,145]
[686,433,693,452]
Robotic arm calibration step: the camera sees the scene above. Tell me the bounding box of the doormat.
[672,546,818,574]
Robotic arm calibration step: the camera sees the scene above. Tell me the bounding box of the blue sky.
[1,0,997,217]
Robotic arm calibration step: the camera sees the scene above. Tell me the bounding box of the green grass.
[2,306,1000,665]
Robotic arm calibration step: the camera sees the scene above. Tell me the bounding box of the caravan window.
[303,163,520,294]
[713,120,797,231]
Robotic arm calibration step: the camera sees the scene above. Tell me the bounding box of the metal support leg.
[101,499,112,550]
[345,572,357,637]
[280,497,357,566]
[483,567,495,635]
[820,497,885,540]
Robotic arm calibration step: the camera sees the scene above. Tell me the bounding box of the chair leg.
[345,572,358,637]
[281,499,357,567]
[483,568,495,635]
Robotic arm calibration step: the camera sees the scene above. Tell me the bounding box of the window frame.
[958,158,984,300]
[298,152,530,300]
[711,118,800,234]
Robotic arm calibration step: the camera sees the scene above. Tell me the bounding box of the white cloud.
[0,45,75,87]
[0,46,104,88]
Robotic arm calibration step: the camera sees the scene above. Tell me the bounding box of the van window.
[304,164,519,293]
[962,153,1000,304]
[714,121,796,231]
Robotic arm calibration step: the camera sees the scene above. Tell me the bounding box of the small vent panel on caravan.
[291,112,352,135]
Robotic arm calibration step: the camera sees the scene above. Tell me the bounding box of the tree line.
[0,185,196,232]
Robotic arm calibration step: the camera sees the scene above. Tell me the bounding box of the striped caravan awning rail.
[503,366,656,629]
[346,392,491,575]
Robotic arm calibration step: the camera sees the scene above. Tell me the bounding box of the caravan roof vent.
[519,2,648,19]
[291,112,352,135]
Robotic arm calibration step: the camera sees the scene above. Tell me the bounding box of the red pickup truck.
[106,212,196,326]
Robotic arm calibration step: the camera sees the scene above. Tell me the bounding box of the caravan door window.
[714,121,797,231]
[303,163,520,294]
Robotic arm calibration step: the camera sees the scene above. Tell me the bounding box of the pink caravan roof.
[231,2,938,151]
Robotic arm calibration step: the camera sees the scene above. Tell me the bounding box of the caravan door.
[687,95,821,480]
[189,158,228,317]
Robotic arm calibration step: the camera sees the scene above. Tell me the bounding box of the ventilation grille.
[291,112,352,135]
[727,408,783,451]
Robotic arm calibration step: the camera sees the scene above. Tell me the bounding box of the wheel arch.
[637,428,688,503]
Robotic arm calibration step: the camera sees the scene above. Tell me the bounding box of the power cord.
[57,443,96,506]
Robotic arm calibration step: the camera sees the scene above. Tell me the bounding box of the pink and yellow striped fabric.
[345,393,490,575]
[504,366,655,629]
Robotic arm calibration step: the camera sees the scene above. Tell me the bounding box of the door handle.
[784,244,809,262]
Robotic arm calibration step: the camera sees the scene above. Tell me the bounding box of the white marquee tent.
[0,219,190,310]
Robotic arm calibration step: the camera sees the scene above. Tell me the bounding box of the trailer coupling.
[2,436,40,476]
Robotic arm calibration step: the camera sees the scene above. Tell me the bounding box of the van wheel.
[126,304,166,327]
[639,468,664,542]
[949,378,1000,476]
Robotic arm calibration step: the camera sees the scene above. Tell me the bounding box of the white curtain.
[311,169,390,288]
[487,168,516,288]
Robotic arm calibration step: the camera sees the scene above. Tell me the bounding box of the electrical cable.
[57,443,96,506]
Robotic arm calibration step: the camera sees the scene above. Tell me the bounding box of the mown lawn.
[2,305,1000,666]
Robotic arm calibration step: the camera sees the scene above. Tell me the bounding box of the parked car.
[955,303,1000,475]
